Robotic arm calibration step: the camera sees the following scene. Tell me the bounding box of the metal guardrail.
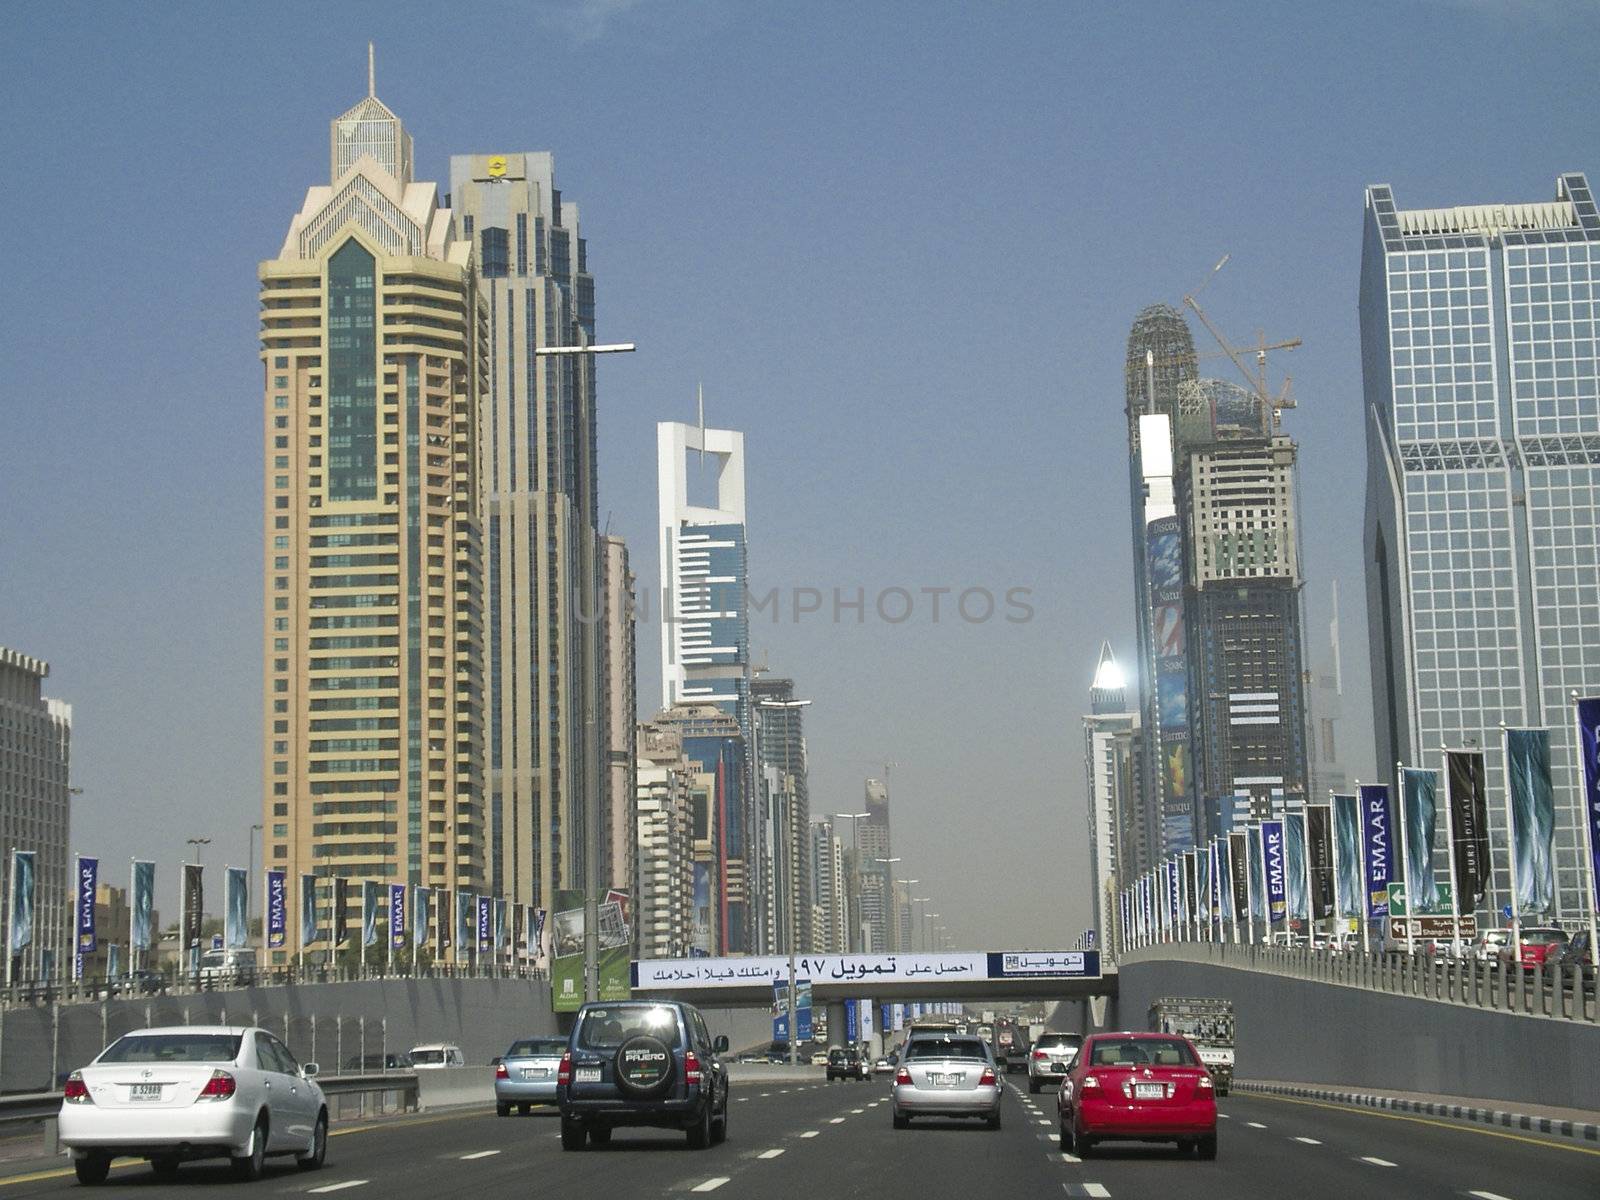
[1123,941,1598,1024]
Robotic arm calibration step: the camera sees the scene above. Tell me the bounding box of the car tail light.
[1032,1049,1048,1060]
[198,1070,236,1101]
[556,1052,572,1087]
[894,1067,912,1086]
[685,1050,703,1087]
[495,1062,509,1079]
[63,1072,92,1104]
[1080,1073,1100,1090]
[979,1068,997,1086]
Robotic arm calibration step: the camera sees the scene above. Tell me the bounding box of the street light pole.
[535,340,636,1003]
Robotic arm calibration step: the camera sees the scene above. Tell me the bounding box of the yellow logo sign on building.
[487,156,508,178]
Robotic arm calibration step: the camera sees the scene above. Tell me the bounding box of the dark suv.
[826,1047,869,1082]
[557,1001,730,1150]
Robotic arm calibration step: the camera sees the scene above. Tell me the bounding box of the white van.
[409,1043,466,1068]
[196,948,257,984]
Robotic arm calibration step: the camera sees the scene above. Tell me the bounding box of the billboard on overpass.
[632,950,1102,991]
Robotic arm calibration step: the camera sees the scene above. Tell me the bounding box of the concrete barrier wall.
[415,1066,497,1110]
[1113,956,1600,1111]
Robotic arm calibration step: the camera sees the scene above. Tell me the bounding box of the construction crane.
[1182,254,1301,427]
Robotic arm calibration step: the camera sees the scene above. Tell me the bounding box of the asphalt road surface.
[2,1076,1595,1198]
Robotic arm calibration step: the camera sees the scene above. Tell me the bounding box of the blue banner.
[1579,698,1600,917]
[1284,813,1307,922]
[76,856,98,956]
[299,873,320,947]
[390,884,407,951]
[1330,794,1362,918]
[266,870,287,949]
[1359,785,1392,920]
[225,867,248,949]
[845,999,859,1042]
[1400,768,1440,913]
[8,851,35,955]
[1262,821,1286,921]
[1506,728,1556,916]
[477,896,492,952]
[131,861,155,951]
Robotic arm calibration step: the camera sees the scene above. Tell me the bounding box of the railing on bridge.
[1124,940,1597,1024]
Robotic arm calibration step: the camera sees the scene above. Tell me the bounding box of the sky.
[3,0,1598,948]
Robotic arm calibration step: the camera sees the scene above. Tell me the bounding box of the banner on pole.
[1400,767,1441,913]
[224,867,248,949]
[333,878,349,947]
[1331,794,1362,918]
[413,886,430,950]
[8,850,36,956]
[266,870,287,950]
[75,856,98,956]
[1446,751,1491,909]
[1247,828,1265,922]
[390,884,407,951]
[1506,728,1557,915]
[131,861,155,951]
[181,864,204,956]
[299,874,320,947]
[1307,805,1335,920]
[1229,832,1249,923]
[1284,813,1308,922]
[362,880,380,947]
[1577,698,1600,917]
[1262,820,1287,921]
[1358,785,1392,920]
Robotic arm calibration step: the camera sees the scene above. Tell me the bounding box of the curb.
[1236,1080,1600,1145]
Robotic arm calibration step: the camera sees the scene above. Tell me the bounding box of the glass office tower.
[1362,173,1600,920]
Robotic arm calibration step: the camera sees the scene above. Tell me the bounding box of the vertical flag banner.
[1196,847,1211,923]
[299,874,319,947]
[333,878,349,947]
[413,885,430,949]
[181,864,204,954]
[9,850,36,956]
[1330,794,1362,918]
[438,890,452,951]
[1229,832,1250,923]
[477,895,492,952]
[533,907,548,962]
[1211,840,1229,926]
[76,856,99,956]
[362,880,380,947]
[1306,805,1335,920]
[1358,785,1392,920]
[389,883,407,951]
[1505,728,1557,915]
[1577,698,1600,916]
[224,867,248,949]
[1247,827,1265,922]
[552,889,585,1010]
[131,861,155,951]
[1400,768,1441,913]
[456,892,474,956]
[266,870,287,950]
[1284,813,1308,922]
[107,944,121,977]
[1182,853,1198,925]
[494,898,508,952]
[1262,820,1287,921]
[1446,752,1491,909]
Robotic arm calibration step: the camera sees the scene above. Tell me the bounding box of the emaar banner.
[1359,784,1393,920]
[1262,820,1287,920]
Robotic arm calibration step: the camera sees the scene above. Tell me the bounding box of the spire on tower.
[367,42,376,97]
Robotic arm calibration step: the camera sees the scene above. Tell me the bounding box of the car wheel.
[987,1109,1001,1131]
[1028,1078,1040,1094]
[560,1117,587,1151]
[1177,1137,1195,1155]
[712,1100,729,1145]
[1077,1125,1096,1159]
[892,1111,909,1130]
[518,1103,531,1116]
[1198,1132,1218,1160]
[496,1102,512,1117]
[687,1101,713,1149]
[74,1155,111,1186]
[150,1156,180,1179]
[297,1110,328,1171]
[589,1126,613,1148]
[231,1117,268,1181]
[1058,1118,1075,1154]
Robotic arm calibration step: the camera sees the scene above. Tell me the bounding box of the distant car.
[495,1037,567,1115]
[409,1044,465,1068]
[1474,928,1512,962]
[556,1000,729,1150]
[873,1057,892,1075]
[120,970,167,996]
[343,1052,412,1073]
[1515,927,1570,970]
[826,1048,870,1082]
[1057,1031,1216,1159]
[891,1035,1001,1130]
[58,1025,327,1184]
[809,1050,830,1066]
[1027,1031,1083,1093]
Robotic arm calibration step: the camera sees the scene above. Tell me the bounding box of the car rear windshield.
[100,1033,242,1064]
[576,1006,681,1050]
[1523,929,1569,945]
[412,1049,448,1064]
[905,1038,987,1061]
[507,1039,567,1057]
[1035,1034,1080,1048]
[1089,1038,1197,1067]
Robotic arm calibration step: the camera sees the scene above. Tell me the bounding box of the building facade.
[858,778,892,952]
[603,536,638,904]
[1084,642,1138,955]
[1363,174,1600,919]
[809,819,848,953]
[635,721,692,959]
[0,647,71,982]
[752,675,812,953]
[259,74,487,955]
[447,151,604,920]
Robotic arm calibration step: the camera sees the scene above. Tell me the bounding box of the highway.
[1,1076,1595,1198]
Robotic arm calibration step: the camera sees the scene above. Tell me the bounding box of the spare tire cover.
[614,1036,674,1096]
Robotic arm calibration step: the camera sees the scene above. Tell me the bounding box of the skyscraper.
[0,646,71,982]
[1363,173,1600,918]
[635,720,693,958]
[858,777,892,952]
[1084,642,1139,950]
[260,65,487,952]
[447,151,604,919]
[603,536,637,903]
[809,819,848,953]
[752,675,812,953]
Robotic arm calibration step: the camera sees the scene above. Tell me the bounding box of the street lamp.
[535,340,636,1003]
[186,837,211,866]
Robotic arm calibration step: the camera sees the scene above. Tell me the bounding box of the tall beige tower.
[259,59,487,959]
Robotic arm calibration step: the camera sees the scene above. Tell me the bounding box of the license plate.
[129,1084,163,1101]
[1134,1082,1166,1100]
[574,1066,601,1083]
[1050,1062,1066,1073]
[926,1072,958,1087]
[520,1068,548,1080]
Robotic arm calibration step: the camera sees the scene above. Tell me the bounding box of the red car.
[1515,927,1569,970]
[1056,1031,1217,1159]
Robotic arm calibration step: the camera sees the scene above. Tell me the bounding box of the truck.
[1148,996,1234,1095]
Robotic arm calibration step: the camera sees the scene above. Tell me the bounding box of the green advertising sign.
[550,889,632,1012]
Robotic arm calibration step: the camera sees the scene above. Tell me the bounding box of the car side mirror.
[713,1035,729,1054]
[302,1062,319,1078]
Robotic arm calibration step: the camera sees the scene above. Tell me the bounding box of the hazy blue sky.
[3,0,1597,946]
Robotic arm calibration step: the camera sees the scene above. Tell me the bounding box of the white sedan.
[59,1025,327,1184]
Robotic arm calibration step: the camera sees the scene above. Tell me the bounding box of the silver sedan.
[890,1035,1002,1129]
[495,1037,569,1114]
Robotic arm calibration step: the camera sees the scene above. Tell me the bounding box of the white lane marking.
[829,1117,846,1124]
[459,1150,501,1160]
[760,1093,770,1098]
[800,1130,819,1138]
[1359,1156,1397,1167]
[1294,1137,1322,1145]
[309,1184,369,1195]
[1083,1185,1112,1198]
[1217,1112,1231,1119]
[1061,1151,1082,1164]
[758,1149,785,1160]
[1246,1121,1267,1128]
[692,1180,729,1193]
[737,1097,749,1102]
[1468,1192,1515,1200]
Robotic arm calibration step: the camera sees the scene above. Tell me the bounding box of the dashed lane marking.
[737,1097,749,1102]
[691,1179,730,1193]
[829,1117,846,1124]
[309,1183,370,1194]
[1246,1121,1267,1129]
[1249,1092,1600,1158]
[1061,1151,1082,1164]
[1467,1192,1515,1200]
[459,1151,501,1160]
[758,1149,786,1160]
[1359,1157,1397,1167]
[852,1108,864,1114]
[800,1131,819,1138]
[1038,1119,1053,1126]
[1293,1137,1321,1145]
[1217,1112,1231,1119]
[1062,1184,1111,1198]
[760,1093,771,1098]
